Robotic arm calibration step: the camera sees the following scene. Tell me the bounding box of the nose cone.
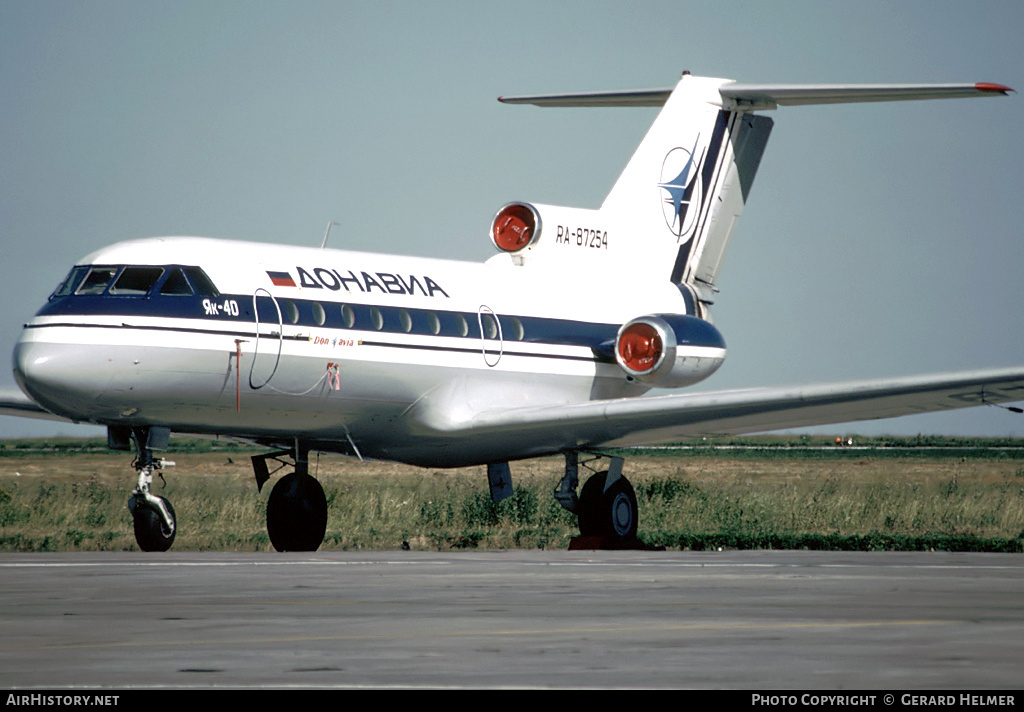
[13,336,107,421]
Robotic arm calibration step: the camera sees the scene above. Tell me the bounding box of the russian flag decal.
[266,271,296,287]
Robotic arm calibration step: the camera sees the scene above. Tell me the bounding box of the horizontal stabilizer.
[721,82,1014,109]
[499,81,1013,110]
[498,89,671,107]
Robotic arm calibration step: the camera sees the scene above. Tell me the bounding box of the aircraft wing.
[0,387,70,422]
[446,368,1024,450]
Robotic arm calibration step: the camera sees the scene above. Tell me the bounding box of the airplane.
[3,72,1022,552]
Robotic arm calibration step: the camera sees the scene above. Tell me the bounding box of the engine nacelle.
[615,314,726,388]
[491,202,541,253]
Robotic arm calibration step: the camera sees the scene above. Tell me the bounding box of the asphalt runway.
[1,550,1022,689]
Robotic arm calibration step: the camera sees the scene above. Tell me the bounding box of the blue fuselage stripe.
[33,292,727,356]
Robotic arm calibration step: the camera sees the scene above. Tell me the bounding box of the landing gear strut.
[554,452,640,546]
[252,442,328,552]
[122,427,177,552]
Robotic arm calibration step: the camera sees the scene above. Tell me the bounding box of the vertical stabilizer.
[599,74,772,290]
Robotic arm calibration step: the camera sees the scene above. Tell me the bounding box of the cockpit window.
[159,268,194,295]
[52,266,88,299]
[182,267,219,297]
[110,267,164,295]
[51,263,220,299]
[76,267,119,295]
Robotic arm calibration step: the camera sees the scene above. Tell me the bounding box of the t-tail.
[496,73,1011,309]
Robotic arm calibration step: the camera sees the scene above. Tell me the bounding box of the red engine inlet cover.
[617,322,663,374]
[491,203,540,252]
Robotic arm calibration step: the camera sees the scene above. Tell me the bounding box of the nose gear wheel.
[129,495,176,552]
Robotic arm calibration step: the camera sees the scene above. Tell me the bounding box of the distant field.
[1,436,1023,552]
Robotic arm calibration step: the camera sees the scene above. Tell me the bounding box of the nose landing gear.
[123,427,177,552]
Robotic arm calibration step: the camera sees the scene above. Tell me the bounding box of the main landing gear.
[252,443,328,552]
[118,427,178,552]
[555,453,639,545]
[491,451,641,547]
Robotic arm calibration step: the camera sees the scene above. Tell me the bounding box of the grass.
[1,437,1023,552]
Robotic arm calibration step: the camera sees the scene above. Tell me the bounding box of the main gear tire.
[266,473,328,552]
[577,471,638,542]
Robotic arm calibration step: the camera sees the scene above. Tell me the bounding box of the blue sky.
[2,0,1022,437]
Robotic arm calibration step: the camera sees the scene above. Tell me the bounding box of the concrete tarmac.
[1,550,1022,689]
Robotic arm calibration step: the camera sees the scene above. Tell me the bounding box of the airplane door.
[477,305,503,367]
[250,288,284,388]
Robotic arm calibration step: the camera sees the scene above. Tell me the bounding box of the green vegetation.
[631,470,1024,552]
[614,433,1024,460]
[0,437,256,457]
[1,437,1023,552]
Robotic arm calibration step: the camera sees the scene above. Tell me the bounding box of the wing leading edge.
[429,368,1024,452]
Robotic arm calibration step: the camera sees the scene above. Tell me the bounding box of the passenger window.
[160,269,194,296]
[312,302,326,326]
[426,312,441,335]
[341,304,355,328]
[76,267,119,295]
[281,300,299,324]
[481,312,499,339]
[398,309,412,333]
[111,267,164,295]
[504,316,524,341]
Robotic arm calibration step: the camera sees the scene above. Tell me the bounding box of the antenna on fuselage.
[321,221,339,249]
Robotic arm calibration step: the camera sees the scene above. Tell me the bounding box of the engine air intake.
[491,202,540,252]
[614,314,726,388]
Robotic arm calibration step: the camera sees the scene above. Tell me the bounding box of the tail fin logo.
[658,135,704,240]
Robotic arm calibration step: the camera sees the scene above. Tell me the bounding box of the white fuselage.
[13,236,726,466]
